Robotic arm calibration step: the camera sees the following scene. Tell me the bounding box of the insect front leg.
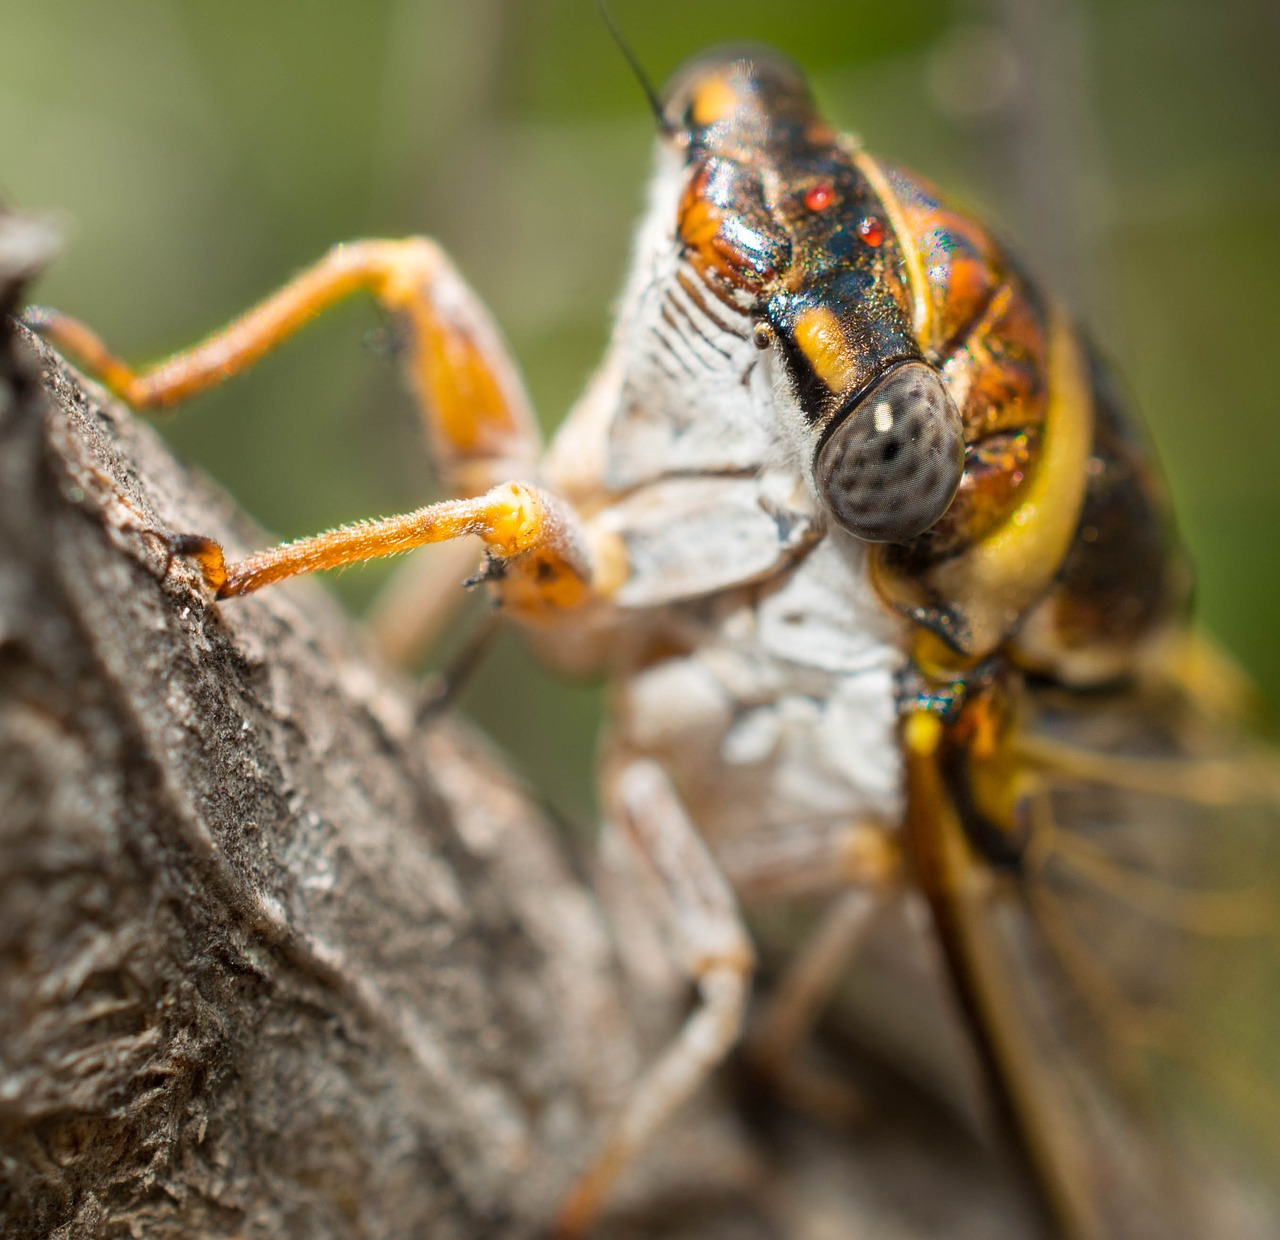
[158,480,612,629]
[553,757,756,1240]
[25,238,540,495]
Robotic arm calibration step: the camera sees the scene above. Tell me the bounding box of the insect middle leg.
[552,757,756,1240]
[557,763,904,1236]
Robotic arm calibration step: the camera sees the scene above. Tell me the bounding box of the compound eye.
[814,362,965,542]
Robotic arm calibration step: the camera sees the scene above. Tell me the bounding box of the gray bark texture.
[0,209,1035,1240]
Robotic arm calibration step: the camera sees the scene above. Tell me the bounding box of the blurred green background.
[2,0,1277,827]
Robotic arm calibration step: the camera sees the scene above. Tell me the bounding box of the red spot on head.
[803,182,835,212]
[857,216,884,246]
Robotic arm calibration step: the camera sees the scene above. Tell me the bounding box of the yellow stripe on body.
[793,305,860,394]
[875,307,1094,662]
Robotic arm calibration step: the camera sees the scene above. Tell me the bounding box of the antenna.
[596,2,675,136]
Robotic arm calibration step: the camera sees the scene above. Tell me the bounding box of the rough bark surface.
[0,210,1039,1240]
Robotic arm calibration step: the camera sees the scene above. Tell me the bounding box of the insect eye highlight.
[814,362,965,542]
[857,216,884,246]
[803,182,835,212]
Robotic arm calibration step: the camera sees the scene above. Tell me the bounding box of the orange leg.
[25,238,540,495]
[159,481,601,623]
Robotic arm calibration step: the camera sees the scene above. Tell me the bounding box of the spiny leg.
[27,237,557,659]
[552,758,755,1240]
[164,481,601,624]
[26,238,540,496]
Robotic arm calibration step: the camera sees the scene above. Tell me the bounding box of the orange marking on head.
[676,171,762,291]
[793,306,858,393]
[690,75,739,127]
[678,193,723,249]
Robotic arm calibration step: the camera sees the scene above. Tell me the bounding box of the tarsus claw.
[136,528,229,594]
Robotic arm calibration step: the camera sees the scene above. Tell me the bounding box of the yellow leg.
[26,237,540,495]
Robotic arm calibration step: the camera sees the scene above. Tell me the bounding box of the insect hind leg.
[746,888,883,1125]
